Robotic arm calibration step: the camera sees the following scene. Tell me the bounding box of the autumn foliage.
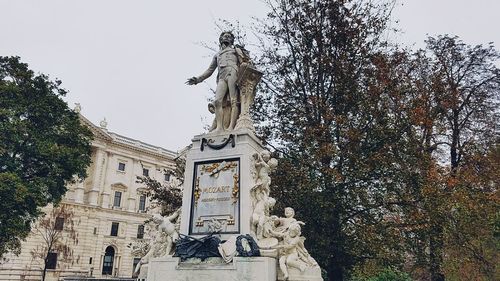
[252,1,499,280]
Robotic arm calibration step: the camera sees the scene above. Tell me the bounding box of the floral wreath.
[235,234,260,257]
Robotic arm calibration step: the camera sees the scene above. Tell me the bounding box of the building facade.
[0,114,177,281]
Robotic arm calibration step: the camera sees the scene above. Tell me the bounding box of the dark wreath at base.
[173,233,260,261]
[173,233,222,261]
[235,234,260,257]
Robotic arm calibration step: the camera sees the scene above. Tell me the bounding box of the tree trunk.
[327,258,344,281]
[327,202,345,281]
[429,225,445,281]
[42,262,48,281]
[450,113,460,174]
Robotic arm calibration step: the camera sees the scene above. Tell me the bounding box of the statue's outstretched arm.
[166,209,180,221]
[186,56,217,85]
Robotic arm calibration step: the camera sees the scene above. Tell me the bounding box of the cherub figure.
[262,215,281,239]
[272,223,318,280]
[133,209,180,275]
[251,150,278,203]
[274,207,305,234]
[155,209,181,255]
[251,196,276,239]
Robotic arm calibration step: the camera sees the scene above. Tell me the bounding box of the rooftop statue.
[186,31,262,133]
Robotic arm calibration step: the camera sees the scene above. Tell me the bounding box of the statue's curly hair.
[219,31,235,45]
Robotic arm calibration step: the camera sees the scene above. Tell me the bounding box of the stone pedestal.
[277,267,324,281]
[178,129,265,241]
[87,189,99,206]
[137,264,148,281]
[101,192,110,208]
[128,197,136,212]
[74,186,85,203]
[147,257,277,281]
[146,129,277,281]
[147,129,323,281]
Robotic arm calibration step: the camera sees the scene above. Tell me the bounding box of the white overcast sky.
[1,0,499,151]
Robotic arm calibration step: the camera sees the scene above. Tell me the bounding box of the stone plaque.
[189,158,240,235]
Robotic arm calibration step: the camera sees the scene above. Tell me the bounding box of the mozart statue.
[186,31,262,133]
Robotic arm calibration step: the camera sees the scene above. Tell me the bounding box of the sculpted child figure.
[251,150,278,202]
[274,207,305,234]
[133,209,180,275]
[251,196,276,239]
[272,223,318,280]
[155,209,181,255]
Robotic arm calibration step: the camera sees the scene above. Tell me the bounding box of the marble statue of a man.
[186,31,250,132]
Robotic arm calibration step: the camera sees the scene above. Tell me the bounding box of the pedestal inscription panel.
[189,158,240,235]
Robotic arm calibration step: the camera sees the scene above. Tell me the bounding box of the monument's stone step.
[63,276,137,281]
[148,256,277,281]
[277,266,324,281]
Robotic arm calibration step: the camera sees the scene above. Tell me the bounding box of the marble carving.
[250,150,321,280]
[133,209,181,275]
[186,31,262,133]
[146,31,322,281]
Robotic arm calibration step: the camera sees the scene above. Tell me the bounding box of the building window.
[110,222,119,236]
[54,217,64,230]
[89,257,93,264]
[138,195,146,212]
[132,258,141,278]
[113,191,122,207]
[118,162,126,171]
[137,225,145,239]
[102,246,115,275]
[142,168,149,177]
[164,173,170,181]
[47,252,57,269]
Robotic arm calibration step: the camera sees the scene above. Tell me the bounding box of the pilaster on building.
[0,113,178,281]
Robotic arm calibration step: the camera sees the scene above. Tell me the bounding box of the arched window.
[102,246,115,275]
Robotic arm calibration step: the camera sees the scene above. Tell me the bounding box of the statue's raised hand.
[186,77,199,85]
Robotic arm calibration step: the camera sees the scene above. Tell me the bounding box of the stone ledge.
[148,256,277,281]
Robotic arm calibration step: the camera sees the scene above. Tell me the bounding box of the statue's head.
[284,207,295,218]
[219,31,235,46]
[152,214,163,223]
[268,158,278,169]
[289,222,301,237]
[261,150,271,161]
[267,197,276,208]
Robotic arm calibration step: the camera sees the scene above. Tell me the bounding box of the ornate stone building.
[0,113,177,281]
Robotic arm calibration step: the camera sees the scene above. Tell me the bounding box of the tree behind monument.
[253,1,404,280]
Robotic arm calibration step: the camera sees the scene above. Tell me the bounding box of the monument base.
[147,256,277,281]
[137,263,148,281]
[277,266,323,281]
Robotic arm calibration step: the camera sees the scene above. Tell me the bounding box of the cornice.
[78,113,178,161]
[61,200,151,218]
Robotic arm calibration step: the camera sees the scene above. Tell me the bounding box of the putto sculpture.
[133,209,181,276]
[186,31,262,133]
[251,150,278,203]
[272,222,318,280]
[249,150,321,280]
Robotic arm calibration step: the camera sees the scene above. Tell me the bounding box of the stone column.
[128,198,136,212]
[89,148,105,206]
[235,63,262,132]
[74,180,85,204]
[99,152,111,193]
[131,159,143,212]
[101,192,110,208]
[100,152,113,208]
